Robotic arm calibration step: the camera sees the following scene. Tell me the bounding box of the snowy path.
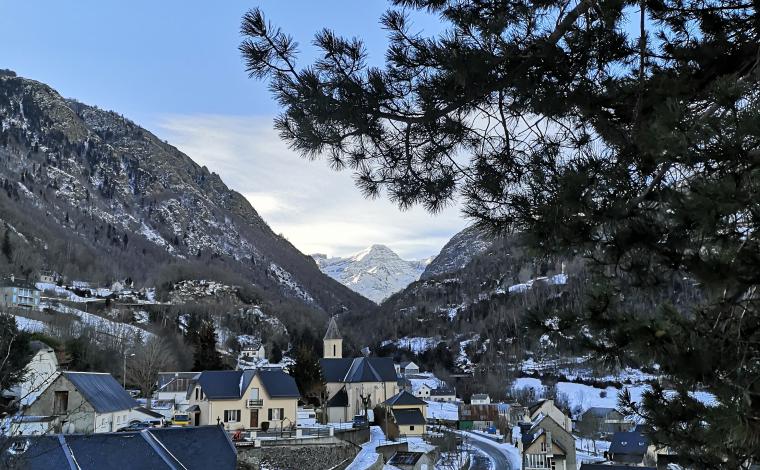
[461,431,521,470]
[345,426,384,470]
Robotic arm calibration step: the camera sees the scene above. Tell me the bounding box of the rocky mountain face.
[313,244,431,303]
[0,70,374,319]
[421,225,491,279]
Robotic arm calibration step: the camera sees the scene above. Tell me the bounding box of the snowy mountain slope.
[313,245,431,303]
[421,225,491,279]
[0,70,374,317]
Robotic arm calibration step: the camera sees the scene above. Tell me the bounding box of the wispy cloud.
[156,114,468,259]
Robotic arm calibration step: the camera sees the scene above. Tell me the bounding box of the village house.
[3,426,237,469]
[2,340,59,408]
[518,413,577,470]
[608,430,656,466]
[471,393,491,405]
[382,390,428,437]
[240,344,266,361]
[320,317,399,422]
[429,385,457,402]
[186,368,300,431]
[577,407,634,436]
[38,270,62,284]
[26,371,138,434]
[399,361,420,376]
[458,403,500,432]
[0,275,41,310]
[525,398,573,433]
[413,382,432,399]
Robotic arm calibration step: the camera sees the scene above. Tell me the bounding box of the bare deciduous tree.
[126,337,177,405]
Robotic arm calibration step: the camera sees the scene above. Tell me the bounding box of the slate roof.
[29,340,53,353]
[320,357,397,384]
[0,277,38,289]
[472,393,490,400]
[134,406,165,419]
[430,387,455,396]
[324,316,342,340]
[384,390,427,406]
[194,369,298,400]
[610,430,649,456]
[387,451,424,465]
[195,370,254,400]
[392,408,426,425]
[63,372,137,413]
[2,426,236,470]
[257,369,300,398]
[583,406,620,418]
[326,387,349,408]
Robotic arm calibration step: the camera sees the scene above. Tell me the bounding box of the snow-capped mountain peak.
[313,245,431,303]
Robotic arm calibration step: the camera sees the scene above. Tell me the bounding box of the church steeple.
[323,316,343,359]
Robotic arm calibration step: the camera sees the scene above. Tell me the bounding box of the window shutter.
[280,408,284,420]
[268,409,272,420]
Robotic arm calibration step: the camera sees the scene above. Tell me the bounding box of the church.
[320,317,399,423]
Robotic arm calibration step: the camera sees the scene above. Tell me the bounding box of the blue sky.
[1,0,466,259]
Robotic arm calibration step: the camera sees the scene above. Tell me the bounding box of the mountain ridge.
[0,70,375,320]
[313,244,431,303]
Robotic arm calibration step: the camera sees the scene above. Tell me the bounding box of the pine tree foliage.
[241,1,760,466]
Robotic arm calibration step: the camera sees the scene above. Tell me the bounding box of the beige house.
[187,368,300,431]
[26,372,137,434]
[518,412,577,470]
[524,399,572,432]
[320,317,399,423]
[383,390,428,437]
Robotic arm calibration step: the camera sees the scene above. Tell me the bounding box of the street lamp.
[123,351,135,388]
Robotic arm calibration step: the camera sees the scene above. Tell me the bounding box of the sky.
[0,0,467,259]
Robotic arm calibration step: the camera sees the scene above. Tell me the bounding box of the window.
[53,391,68,414]
[195,388,199,400]
[268,408,284,420]
[224,410,241,422]
[333,344,336,356]
[409,426,415,431]
[550,458,556,470]
[541,441,547,452]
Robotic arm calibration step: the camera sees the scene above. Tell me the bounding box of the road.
[468,437,513,470]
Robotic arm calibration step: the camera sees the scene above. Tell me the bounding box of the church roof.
[320,357,397,383]
[324,316,342,340]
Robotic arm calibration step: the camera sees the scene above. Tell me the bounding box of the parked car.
[352,415,369,429]
[117,422,151,432]
[171,413,191,426]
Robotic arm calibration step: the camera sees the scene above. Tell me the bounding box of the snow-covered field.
[513,377,717,417]
[425,400,459,421]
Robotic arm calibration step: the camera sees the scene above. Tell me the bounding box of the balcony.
[246,399,263,408]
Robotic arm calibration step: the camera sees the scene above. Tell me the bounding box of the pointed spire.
[324,316,342,340]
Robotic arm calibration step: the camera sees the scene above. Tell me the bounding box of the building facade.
[187,369,300,431]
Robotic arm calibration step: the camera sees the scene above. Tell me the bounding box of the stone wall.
[237,441,358,470]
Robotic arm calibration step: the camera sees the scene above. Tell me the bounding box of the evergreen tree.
[2,228,12,262]
[192,320,224,371]
[242,2,760,466]
[0,313,31,412]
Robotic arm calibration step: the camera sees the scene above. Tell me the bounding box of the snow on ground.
[36,282,98,302]
[13,315,45,333]
[425,400,459,421]
[42,302,153,342]
[513,377,717,417]
[382,336,440,354]
[575,437,610,467]
[345,425,384,470]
